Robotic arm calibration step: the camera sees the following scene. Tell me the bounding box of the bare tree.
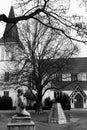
[7,17,78,112]
[0,0,85,112]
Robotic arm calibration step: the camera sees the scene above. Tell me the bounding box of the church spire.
[3,6,20,43]
[0,6,23,49]
[8,6,15,18]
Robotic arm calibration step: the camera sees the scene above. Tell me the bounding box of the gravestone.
[48,103,67,124]
[7,115,35,130]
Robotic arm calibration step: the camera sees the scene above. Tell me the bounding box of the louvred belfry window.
[4,72,9,82]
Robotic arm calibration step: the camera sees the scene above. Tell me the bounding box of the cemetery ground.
[0,109,87,130]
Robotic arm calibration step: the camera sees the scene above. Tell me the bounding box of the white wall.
[0,90,4,97]
[42,90,54,102]
[63,90,72,96]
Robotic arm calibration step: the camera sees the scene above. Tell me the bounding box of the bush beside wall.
[0,96,13,110]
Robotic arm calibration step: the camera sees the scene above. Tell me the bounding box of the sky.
[0,0,87,57]
[0,0,12,15]
[68,0,87,16]
[0,0,86,16]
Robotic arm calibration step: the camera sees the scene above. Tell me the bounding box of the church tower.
[0,6,22,81]
[0,6,22,105]
[0,6,22,61]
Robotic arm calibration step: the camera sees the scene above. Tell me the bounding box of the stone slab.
[7,116,35,130]
[11,115,31,123]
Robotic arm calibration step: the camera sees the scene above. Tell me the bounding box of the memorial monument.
[7,89,35,130]
[48,102,67,124]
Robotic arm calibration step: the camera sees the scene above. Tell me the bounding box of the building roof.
[70,86,87,98]
[48,57,87,73]
[62,57,87,73]
[52,80,87,91]
[49,57,87,91]
[0,6,23,48]
[41,57,87,75]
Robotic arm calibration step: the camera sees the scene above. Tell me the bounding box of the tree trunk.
[35,89,43,114]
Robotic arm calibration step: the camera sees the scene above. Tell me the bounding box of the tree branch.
[42,80,76,97]
[33,17,87,44]
[0,8,44,23]
[0,0,49,23]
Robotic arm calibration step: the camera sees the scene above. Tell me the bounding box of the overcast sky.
[0,0,12,15]
[0,0,87,57]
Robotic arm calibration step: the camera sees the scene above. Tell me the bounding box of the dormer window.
[77,73,87,81]
[62,73,71,81]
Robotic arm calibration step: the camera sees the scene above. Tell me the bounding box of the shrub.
[0,96,13,110]
[24,90,37,101]
[55,92,71,110]
[24,89,37,110]
[43,97,53,110]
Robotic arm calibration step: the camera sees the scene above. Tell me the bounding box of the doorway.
[74,93,83,108]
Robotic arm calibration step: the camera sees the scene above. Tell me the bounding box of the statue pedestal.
[7,115,35,130]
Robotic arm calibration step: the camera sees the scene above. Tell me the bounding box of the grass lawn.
[0,110,87,130]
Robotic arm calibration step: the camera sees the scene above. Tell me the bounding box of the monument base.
[7,115,35,130]
[48,103,67,124]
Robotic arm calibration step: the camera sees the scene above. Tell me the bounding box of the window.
[7,52,12,61]
[56,73,62,81]
[4,91,9,97]
[77,73,87,81]
[54,91,61,98]
[62,73,71,81]
[72,99,73,103]
[4,72,9,82]
[54,92,57,98]
[71,73,78,81]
